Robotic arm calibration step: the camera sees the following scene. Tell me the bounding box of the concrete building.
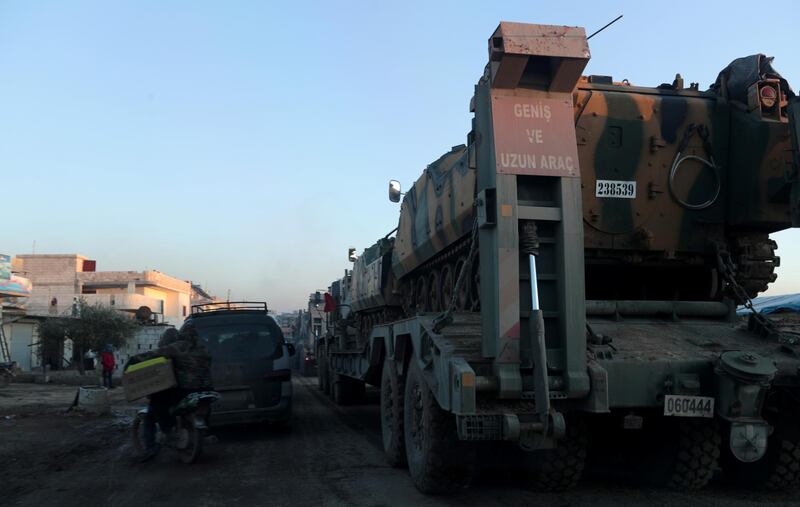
[15,254,192,327]
[191,283,221,308]
[296,291,326,352]
[1,254,36,370]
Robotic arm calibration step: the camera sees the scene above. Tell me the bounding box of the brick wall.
[112,325,174,377]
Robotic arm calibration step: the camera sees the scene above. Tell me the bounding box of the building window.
[182,306,187,317]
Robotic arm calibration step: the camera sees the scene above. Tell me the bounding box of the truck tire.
[722,422,800,489]
[667,419,721,490]
[403,360,475,494]
[333,376,346,405]
[327,359,337,399]
[317,355,330,394]
[528,417,587,491]
[381,358,406,468]
[317,355,324,391]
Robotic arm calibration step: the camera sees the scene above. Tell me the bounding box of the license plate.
[596,179,636,198]
[663,395,715,418]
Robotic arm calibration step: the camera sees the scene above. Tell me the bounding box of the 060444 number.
[663,395,715,418]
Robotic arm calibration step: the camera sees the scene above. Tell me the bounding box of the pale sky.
[2,1,799,311]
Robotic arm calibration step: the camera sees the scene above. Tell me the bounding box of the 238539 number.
[595,179,636,198]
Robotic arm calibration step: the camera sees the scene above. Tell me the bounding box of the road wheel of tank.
[527,417,588,492]
[428,271,441,312]
[469,260,480,312]
[415,276,429,313]
[667,419,721,490]
[721,421,800,490]
[381,358,406,468]
[440,264,454,311]
[453,257,470,311]
[403,359,475,493]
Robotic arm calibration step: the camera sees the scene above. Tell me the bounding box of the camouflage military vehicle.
[317,21,800,493]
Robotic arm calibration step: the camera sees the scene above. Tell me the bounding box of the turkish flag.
[323,292,337,312]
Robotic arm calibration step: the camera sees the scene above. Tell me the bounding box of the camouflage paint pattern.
[392,145,474,279]
[576,83,725,254]
[789,98,800,225]
[577,78,796,256]
[349,237,401,313]
[727,106,796,228]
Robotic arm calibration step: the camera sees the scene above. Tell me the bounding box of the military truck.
[317,22,800,493]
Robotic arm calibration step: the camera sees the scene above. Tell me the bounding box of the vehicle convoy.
[316,21,800,493]
[183,302,295,427]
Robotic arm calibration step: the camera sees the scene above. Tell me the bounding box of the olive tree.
[38,300,139,374]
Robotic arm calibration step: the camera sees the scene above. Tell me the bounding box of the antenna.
[587,14,623,40]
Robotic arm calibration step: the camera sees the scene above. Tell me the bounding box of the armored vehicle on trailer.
[317,22,800,493]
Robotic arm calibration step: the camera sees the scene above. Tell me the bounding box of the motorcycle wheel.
[176,416,203,464]
[131,412,147,457]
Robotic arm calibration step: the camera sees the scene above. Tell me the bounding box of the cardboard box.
[122,357,177,402]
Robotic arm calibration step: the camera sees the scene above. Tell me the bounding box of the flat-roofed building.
[15,254,193,327]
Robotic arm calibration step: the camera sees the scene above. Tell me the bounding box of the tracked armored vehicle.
[317,22,800,493]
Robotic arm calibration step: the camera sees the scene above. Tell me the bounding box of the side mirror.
[348,247,358,262]
[389,180,402,203]
[287,343,296,356]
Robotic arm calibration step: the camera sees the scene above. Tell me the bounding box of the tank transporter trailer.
[316,21,800,493]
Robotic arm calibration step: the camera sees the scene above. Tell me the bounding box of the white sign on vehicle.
[663,394,715,418]
[595,179,636,198]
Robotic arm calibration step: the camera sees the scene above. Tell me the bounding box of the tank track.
[389,232,777,317]
[397,233,476,315]
[730,233,780,301]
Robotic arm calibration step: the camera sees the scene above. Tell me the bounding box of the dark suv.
[182,302,294,427]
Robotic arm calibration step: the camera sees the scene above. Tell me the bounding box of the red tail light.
[760,84,778,109]
[263,369,291,381]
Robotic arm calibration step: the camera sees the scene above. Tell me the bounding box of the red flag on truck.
[323,292,336,312]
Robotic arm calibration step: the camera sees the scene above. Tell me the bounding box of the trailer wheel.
[327,359,337,399]
[319,352,330,394]
[381,358,406,468]
[317,351,325,391]
[528,417,588,491]
[722,421,800,489]
[403,360,475,493]
[333,376,346,405]
[667,419,721,490]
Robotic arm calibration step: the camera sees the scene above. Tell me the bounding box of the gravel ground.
[2,377,798,507]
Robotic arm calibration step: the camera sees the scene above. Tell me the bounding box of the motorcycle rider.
[129,324,213,462]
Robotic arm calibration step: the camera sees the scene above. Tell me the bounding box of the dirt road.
[2,377,797,507]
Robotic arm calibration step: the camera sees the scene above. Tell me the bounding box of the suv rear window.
[190,315,284,361]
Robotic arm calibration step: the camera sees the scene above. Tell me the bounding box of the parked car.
[181,302,295,427]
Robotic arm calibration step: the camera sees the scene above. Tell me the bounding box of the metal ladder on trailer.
[0,315,12,363]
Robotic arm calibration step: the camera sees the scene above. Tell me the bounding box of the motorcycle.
[131,391,220,463]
